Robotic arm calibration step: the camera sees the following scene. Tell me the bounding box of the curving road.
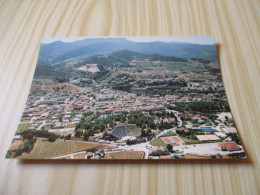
[165,109,183,127]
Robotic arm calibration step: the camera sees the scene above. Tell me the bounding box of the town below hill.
[6,41,245,160]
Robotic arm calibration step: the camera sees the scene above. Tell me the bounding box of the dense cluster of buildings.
[21,80,226,130]
[14,78,245,159]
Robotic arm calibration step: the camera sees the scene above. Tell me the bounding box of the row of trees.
[166,101,230,113]
[227,133,241,145]
[75,112,127,140]
[13,138,36,157]
[76,112,125,133]
[19,130,59,142]
[150,110,176,118]
[10,130,60,157]
[128,112,156,129]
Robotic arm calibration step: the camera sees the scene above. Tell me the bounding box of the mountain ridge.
[37,38,218,65]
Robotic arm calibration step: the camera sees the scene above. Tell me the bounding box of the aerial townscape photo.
[6,36,246,160]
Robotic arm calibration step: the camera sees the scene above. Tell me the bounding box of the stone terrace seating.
[112,124,141,139]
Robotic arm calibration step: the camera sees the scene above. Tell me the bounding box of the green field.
[30,89,48,96]
[150,138,166,146]
[16,123,32,134]
[177,135,201,144]
[159,131,176,137]
[166,63,204,72]
[33,79,54,84]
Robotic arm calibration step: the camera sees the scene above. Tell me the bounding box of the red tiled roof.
[81,98,90,102]
[219,142,239,149]
[41,112,49,117]
[159,155,172,159]
[33,111,44,116]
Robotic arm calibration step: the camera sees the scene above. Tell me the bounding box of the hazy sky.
[41,36,215,45]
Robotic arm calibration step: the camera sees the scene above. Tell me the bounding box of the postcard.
[6,36,246,159]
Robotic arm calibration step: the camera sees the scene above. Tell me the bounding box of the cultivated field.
[18,139,109,159]
[72,153,85,159]
[105,150,145,159]
[185,153,229,159]
[185,153,213,159]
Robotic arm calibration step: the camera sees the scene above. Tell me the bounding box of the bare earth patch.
[77,64,100,73]
[8,140,23,151]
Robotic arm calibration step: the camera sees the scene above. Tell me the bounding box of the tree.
[109,119,114,128]
[150,123,156,129]
[58,115,63,126]
[14,148,23,157]
[99,122,105,132]
[141,129,146,137]
[121,116,126,123]
[23,140,34,153]
[166,144,173,152]
[48,136,56,142]
[227,133,241,145]
[75,130,81,138]
[65,134,71,140]
[103,131,108,139]
[83,131,89,141]
[146,128,152,136]
[83,123,90,130]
